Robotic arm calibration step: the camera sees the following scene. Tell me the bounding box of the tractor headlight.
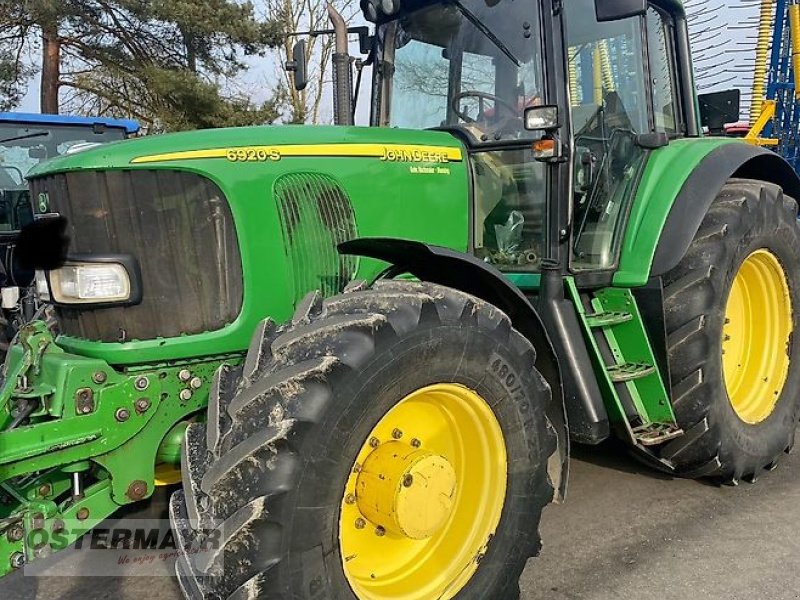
[47,255,142,307]
[52,264,129,302]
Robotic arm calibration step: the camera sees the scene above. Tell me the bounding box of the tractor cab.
[366,0,694,276]
[373,0,548,267]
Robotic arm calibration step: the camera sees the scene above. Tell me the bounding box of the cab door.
[563,1,685,274]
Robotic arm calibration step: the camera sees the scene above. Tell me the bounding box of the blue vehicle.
[0,113,139,345]
[0,113,139,233]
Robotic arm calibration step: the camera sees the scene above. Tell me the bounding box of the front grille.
[29,170,243,343]
[274,172,358,304]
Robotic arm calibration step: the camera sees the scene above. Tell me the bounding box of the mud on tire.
[169,280,557,599]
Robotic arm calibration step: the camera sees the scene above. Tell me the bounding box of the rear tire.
[660,179,800,482]
[170,280,556,599]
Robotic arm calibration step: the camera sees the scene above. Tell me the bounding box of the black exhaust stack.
[327,3,354,126]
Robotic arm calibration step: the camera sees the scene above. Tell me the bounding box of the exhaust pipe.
[327,3,354,126]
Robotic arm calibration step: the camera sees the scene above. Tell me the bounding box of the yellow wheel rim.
[723,249,793,424]
[339,383,507,600]
[154,463,182,486]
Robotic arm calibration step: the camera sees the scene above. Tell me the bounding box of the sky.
[685,0,761,107]
[19,74,39,113]
[15,1,760,122]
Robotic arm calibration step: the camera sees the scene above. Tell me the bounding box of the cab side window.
[647,6,682,134]
[566,1,685,271]
[566,0,649,270]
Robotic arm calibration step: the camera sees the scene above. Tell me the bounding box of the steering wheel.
[452,91,519,123]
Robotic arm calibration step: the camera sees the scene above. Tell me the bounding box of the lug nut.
[410,438,421,448]
[7,527,23,542]
[402,474,414,488]
[369,437,380,448]
[9,552,24,569]
[76,508,90,521]
[178,369,191,382]
[115,408,130,422]
[189,377,202,390]
[391,428,403,440]
[345,494,357,505]
[179,389,193,401]
[134,377,149,391]
[355,518,366,530]
[92,371,107,384]
[127,480,148,501]
[375,526,386,537]
[135,398,151,413]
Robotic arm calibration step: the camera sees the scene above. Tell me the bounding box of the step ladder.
[567,281,682,448]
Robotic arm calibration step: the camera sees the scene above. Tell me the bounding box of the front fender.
[339,237,569,501]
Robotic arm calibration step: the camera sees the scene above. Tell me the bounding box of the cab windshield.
[377,0,545,145]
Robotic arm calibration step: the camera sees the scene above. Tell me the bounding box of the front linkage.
[0,321,236,576]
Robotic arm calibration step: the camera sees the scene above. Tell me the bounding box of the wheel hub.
[356,442,457,540]
[338,383,508,600]
[723,249,793,424]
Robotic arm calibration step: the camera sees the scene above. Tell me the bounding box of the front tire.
[170,281,556,599]
[660,179,800,482]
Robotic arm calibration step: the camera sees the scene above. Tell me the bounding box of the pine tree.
[0,0,285,130]
[0,46,31,111]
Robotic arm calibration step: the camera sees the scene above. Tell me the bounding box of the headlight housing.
[46,255,142,307]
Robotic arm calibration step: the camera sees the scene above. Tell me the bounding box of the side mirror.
[698,89,741,135]
[595,0,647,22]
[524,105,560,132]
[285,40,309,92]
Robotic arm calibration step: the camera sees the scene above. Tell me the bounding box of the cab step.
[632,422,684,446]
[566,281,681,456]
[585,310,633,328]
[606,361,655,383]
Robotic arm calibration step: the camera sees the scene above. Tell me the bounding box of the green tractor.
[2,0,800,597]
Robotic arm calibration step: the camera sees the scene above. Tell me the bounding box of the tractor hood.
[26,125,466,177]
[26,125,472,365]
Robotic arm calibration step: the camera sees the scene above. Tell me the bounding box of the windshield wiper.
[451,0,522,67]
[0,131,49,145]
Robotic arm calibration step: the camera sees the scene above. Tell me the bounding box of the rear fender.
[614,139,800,286]
[651,145,800,277]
